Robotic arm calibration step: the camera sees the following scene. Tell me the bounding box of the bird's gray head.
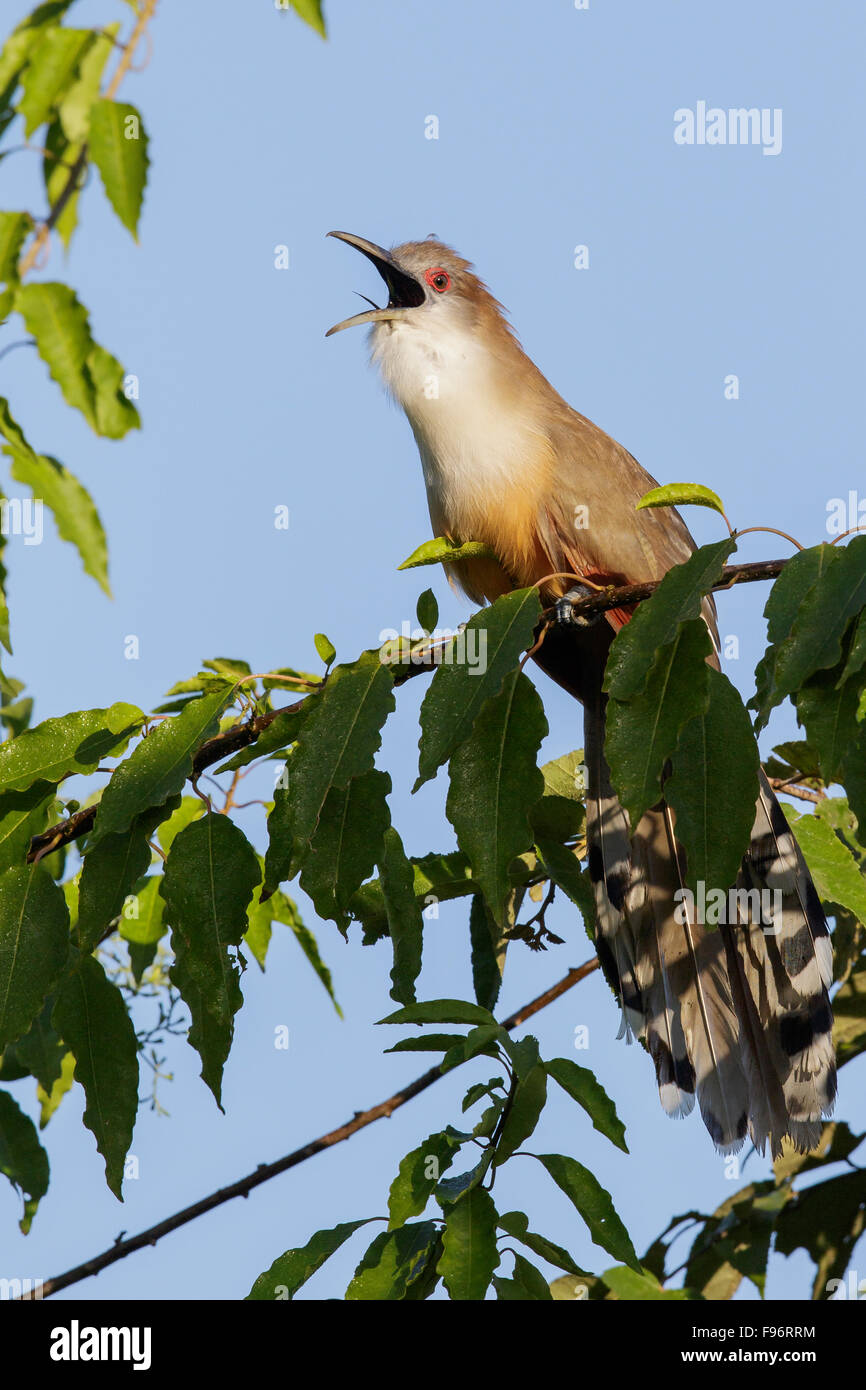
[325,231,501,339]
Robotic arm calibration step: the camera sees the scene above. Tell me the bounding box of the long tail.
[584,695,836,1158]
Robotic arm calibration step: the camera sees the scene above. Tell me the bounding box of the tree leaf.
[751,544,839,731]
[388,1129,466,1229]
[497,1209,590,1278]
[299,769,390,930]
[0,781,55,873]
[416,588,438,633]
[545,1057,628,1152]
[0,213,31,291]
[0,865,69,1050]
[773,1170,866,1299]
[346,1221,440,1300]
[0,704,141,796]
[537,1153,640,1271]
[398,536,497,570]
[56,23,115,143]
[380,826,424,1005]
[601,1266,699,1299]
[796,664,863,786]
[605,619,712,827]
[636,482,727,518]
[7,448,111,594]
[17,25,93,135]
[76,805,170,952]
[604,538,735,701]
[494,1063,547,1165]
[41,118,81,250]
[790,813,866,927]
[52,952,138,1200]
[36,1048,75,1130]
[246,1219,375,1300]
[468,893,503,1012]
[288,0,327,38]
[90,689,231,844]
[313,632,336,667]
[378,999,496,1027]
[770,536,866,706]
[0,1087,49,1232]
[446,669,547,923]
[416,588,542,789]
[161,814,261,1107]
[439,1186,499,1300]
[89,98,149,238]
[665,667,760,896]
[10,997,65,1092]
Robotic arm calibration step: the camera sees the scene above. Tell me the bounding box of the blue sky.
[1,0,864,1300]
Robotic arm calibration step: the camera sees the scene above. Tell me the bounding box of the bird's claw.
[555,583,602,629]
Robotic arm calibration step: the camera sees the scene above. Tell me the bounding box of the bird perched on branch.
[326,231,835,1157]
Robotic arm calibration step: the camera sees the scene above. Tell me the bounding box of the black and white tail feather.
[584,686,836,1158]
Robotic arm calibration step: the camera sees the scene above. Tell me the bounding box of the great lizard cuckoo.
[326,230,836,1157]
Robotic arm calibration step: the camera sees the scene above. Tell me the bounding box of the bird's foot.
[555,583,603,629]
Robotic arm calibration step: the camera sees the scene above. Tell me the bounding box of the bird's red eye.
[425,267,451,293]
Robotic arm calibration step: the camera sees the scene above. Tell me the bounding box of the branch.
[25,956,599,1299]
[17,0,159,276]
[554,557,790,623]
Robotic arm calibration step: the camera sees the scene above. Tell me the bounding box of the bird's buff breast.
[370,320,554,599]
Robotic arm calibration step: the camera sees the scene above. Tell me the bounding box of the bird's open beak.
[325,231,425,336]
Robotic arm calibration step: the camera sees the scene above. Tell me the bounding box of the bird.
[325,230,836,1158]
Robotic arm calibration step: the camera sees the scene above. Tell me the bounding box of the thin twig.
[24,956,599,1299]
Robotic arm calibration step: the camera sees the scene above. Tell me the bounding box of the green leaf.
[398,535,497,570]
[36,1048,74,1130]
[636,482,727,518]
[511,1253,554,1300]
[42,118,82,250]
[790,813,866,927]
[446,669,547,922]
[770,537,866,705]
[441,1023,506,1073]
[601,1266,699,1300]
[90,689,231,844]
[494,1063,547,1165]
[416,588,542,789]
[11,998,64,1092]
[0,213,31,290]
[605,620,713,827]
[299,769,390,929]
[0,781,55,873]
[266,653,394,887]
[156,795,205,855]
[534,838,596,935]
[313,632,336,667]
[246,1219,375,1300]
[0,705,140,795]
[14,282,139,437]
[379,999,496,1027]
[537,1153,640,1271]
[665,667,760,896]
[497,1210,590,1278]
[384,1033,468,1055]
[89,98,149,238]
[380,826,424,1005]
[288,0,327,38]
[544,1057,628,1152]
[216,703,307,774]
[439,1186,499,1300]
[349,849,477,943]
[57,23,116,143]
[796,663,863,786]
[388,1129,466,1229]
[52,952,138,1199]
[0,3,77,96]
[774,1169,866,1299]
[468,893,503,1012]
[0,1088,49,1232]
[416,588,439,633]
[276,896,341,1014]
[8,448,111,594]
[161,814,261,1106]
[76,805,170,952]
[346,1221,440,1300]
[751,544,840,731]
[18,26,94,135]
[0,865,69,1050]
[604,538,735,701]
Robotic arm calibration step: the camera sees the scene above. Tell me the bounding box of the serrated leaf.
[416,588,542,789]
[41,118,82,250]
[56,23,115,142]
[0,213,31,290]
[790,813,866,927]
[665,667,760,896]
[604,538,735,701]
[494,1063,547,1165]
[246,1218,374,1300]
[381,826,424,1005]
[52,952,138,1199]
[545,1057,628,1152]
[18,26,94,135]
[440,1023,506,1073]
[605,620,712,827]
[7,448,111,594]
[90,689,232,844]
[0,706,139,795]
[769,537,866,705]
[0,3,77,96]
[10,997,64,1092]
[537,1153,640,1271]
[0,781,55,873]
[0,1088,49,1232]
[161,814,261,1106]
[398,535,497,571]
[89,98,149,238]
[76,805,170,952]
[439,1186,499,1300]
[300,769,390,929]
[156,795,204,854]
[796,663,863,786]
[637,482,726,518]
[0,865,69,1050]
[378,999,496,1027]
[446,669,547,923]
[751,544,840,730]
